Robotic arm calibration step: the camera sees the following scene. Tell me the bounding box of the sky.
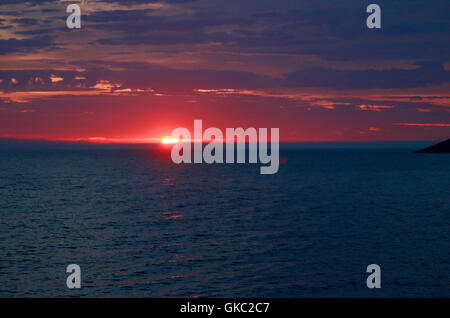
[0,0,449,142]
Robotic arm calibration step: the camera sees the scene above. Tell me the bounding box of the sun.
[161,136,179,144]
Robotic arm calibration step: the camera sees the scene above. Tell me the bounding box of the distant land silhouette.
[416,139,450,153]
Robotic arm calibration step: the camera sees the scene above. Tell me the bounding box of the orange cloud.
[393,123,450,127]
[416,108,432,113]
[50,74,64,83]
[91,80,121,90]
[358,105,395,111]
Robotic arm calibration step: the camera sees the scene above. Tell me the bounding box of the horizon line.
[0,136,444,145]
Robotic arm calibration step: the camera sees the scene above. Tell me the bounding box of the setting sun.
[161,137,179,144]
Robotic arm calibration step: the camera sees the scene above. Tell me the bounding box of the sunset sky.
[0,0,449,142]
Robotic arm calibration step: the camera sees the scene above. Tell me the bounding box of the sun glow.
[161,137,179,144]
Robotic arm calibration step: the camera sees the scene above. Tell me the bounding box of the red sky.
[0,0,449,142]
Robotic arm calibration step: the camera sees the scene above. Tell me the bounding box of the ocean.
[0,142,448,297]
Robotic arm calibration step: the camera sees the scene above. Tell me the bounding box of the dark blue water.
[0,144,449,297]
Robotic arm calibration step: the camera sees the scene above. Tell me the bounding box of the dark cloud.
[1,0,449,89]
[284,62,450,89]
[2,60,448,94]
[0,36,57,55]
[0,61,275,92]
[11,18,39,25]
[74,61,276,91]
[0,0,56,4]
[15,28,54,35]
[0,18,12,29]
[74,0,449,62]
[95,31,235,46]
[87,9,246,31]
[100,0,197,3]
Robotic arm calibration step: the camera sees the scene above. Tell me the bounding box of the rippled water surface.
[0,145,449,297]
